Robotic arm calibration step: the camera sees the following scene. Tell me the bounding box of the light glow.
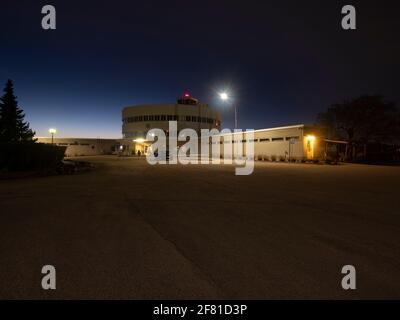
[306,135,316,141]
[219,92,229,101]
[134,138,145,143]
[49,128,57,134]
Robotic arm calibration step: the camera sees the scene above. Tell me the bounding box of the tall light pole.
[219,92,238,129]
[49,128,57,145]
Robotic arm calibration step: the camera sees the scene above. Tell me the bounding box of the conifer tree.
[0,79,35,142]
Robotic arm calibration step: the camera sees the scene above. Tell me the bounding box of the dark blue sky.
[1,0,399,138]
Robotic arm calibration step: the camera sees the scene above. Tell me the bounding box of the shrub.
[0,142,66,171]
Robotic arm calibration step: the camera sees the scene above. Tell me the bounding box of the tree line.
[316,95,400,160]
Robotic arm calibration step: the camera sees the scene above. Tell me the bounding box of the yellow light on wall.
[306,135,316,141]
[305,135,316,159]
[134,138,145,143]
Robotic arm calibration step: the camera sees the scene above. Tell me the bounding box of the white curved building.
[122,92,221,140]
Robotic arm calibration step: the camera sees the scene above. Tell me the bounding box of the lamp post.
[49,128,56,145]
[219,92,238,129]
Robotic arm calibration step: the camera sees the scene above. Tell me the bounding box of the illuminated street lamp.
[219,92,228,101]
[219,92,238,129]
[49,128,57,145]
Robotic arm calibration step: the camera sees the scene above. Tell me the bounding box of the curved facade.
[122,94,221,140]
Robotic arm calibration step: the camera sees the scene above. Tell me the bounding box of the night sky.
[1,0,399,138]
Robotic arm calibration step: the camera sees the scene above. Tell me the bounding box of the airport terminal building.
[36,92,346,161]
[120,92,221,155]
[122,93,221,139]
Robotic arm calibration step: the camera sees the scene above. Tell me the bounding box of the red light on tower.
[178,90,198,105]
[182,90,191,99]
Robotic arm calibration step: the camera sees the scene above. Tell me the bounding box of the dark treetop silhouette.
[0,79,35,143]
[317,95,400,160]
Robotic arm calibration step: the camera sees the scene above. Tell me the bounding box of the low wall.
[36,138,119,157]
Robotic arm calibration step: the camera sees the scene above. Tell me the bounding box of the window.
[167,115,173,121]
[260,138,270,142]
[138,116,143,121]
[155,115,160,121]
[144,115,149,121]
[271,137,284,141]
[149,115,154,121]
[286,136,300,141]
[191,116,196,122]
[186,115,191,122]
[161,115,166,121]
[173,115,178,121]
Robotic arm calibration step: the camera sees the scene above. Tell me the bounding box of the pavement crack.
[125,198,226,298]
